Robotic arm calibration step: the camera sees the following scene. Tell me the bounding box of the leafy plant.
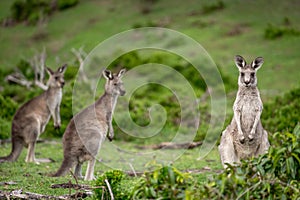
[57,0,79,10]
[132,165,193,199]
[264,23,300,40]
[262,85,300,133]
[201,0,225,15]
[7,0,79,26]
[0,94,18,139]
[10,0,52,25]
[93,170,133,200]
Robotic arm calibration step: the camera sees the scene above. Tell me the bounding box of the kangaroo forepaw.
[107,135,113,142]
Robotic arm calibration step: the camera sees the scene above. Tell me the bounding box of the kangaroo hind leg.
[74,163,83,179]
[84,159,96,181]
[219,128,238,168]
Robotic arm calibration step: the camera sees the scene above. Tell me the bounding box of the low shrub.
[93,170,133,200]
[264,23,300,40]
[262,85,300,133]
[0,94,18,139]
[7,0,79,26]
[201,0,225,15]
[57,0,79,10]
[132,165,193,199]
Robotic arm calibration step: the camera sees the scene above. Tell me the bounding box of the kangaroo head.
[235,55,264,88]
[46,64,67,89]
[103,69,126,96]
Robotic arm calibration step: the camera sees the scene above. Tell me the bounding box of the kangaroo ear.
[251,57,264,70]
[103,70,113,80]
[46,67,54,76]
[235,55,246,69]
[118,68,126,78]
[58,64,67,74]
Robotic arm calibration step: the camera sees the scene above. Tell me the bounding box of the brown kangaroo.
[218,55,270,167]
[53,69,126,181]
[0,65,67,163]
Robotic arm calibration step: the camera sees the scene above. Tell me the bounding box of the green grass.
[0,140,221,198]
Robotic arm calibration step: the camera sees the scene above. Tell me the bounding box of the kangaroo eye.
[55,76,59,80]
[251,73,255,77]
[114,83,118,86]
[241,72,245,76]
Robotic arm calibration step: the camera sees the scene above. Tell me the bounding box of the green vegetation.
[93,170,134,200]
[264,18,300,40]
[201,0,225,15]
[262,86,300,133]
[0,94,18,139]
[90,124,300,199]
[5,0,79,25]
[132,165,193,199]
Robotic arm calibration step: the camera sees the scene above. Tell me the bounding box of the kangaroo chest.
[234,90,262,133]
[46,89,62,111]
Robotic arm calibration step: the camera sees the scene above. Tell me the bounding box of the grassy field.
[0,0,299,199]
[0,140,221,197]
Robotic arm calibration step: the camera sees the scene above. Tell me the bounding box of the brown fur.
[0,65,67,163]
[53,69,126,181]
[218,56,269,167]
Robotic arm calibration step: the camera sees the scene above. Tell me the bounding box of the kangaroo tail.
[0,138,23,162]
[52,158,74,177]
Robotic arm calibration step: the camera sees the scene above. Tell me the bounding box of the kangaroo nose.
[244,80,250,85]
[61,81,65,87]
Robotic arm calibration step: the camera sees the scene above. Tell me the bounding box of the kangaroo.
[53,69,126,181]
[0,64,67,163]
[218,55,270,167]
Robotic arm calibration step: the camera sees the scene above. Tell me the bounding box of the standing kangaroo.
[53,69,126,181]
[0,64,67,163]
[218,55,269,167]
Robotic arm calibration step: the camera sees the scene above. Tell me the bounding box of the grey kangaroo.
[53,69,126,181]
[218,55,269,167]
[0,64,67,163]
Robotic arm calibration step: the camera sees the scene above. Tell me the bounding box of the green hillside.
[0,0,299,92]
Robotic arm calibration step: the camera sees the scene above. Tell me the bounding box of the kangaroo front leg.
[54,105,61,129]
[85,159,96,181]
[249,107,262,140]
[107,112,114,141]
[234,108,244,143]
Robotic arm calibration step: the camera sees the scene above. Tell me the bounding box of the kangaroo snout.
[244,81,250,86]
[61,81,65,88]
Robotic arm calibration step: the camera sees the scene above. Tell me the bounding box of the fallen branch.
[136,141,203,150]
[0,190,92,200]
[51,183,92,190]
